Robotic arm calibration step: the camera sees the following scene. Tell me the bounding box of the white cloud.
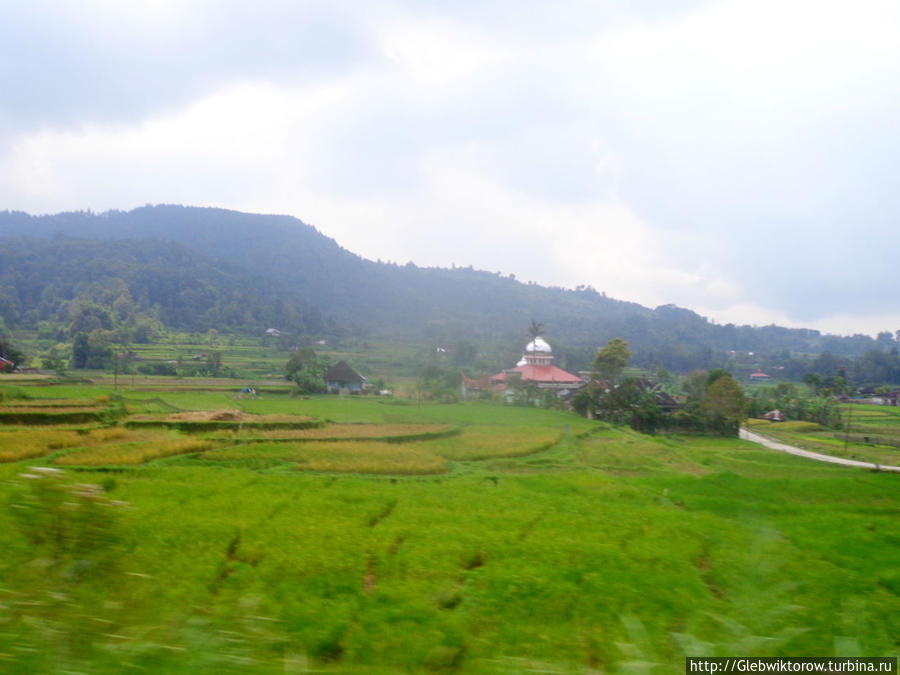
[2,0,900,336]
[2,80,351,212]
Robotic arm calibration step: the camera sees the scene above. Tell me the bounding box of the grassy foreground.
[0,384,897,673]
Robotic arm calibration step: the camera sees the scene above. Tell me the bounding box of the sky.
[2,0,899,337]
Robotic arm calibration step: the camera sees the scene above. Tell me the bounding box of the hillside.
[0,205,887,373]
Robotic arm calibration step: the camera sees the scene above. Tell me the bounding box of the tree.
[700,374,747,436]
[572,378,662,432]
[803,372,822,396]
[71,332,89,369]
[681,369,709,403]
[591,338,631,384]
[527,319,544,344]
[0,330,25,372]
[285,347,325,394]
[205,351,223,377]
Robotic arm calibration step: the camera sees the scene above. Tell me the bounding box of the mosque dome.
[525,337,552,354]
[516,355,527,367]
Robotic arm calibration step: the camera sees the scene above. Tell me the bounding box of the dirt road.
[739,428,900,473]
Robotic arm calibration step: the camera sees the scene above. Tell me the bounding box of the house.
[323,360,367,394]
[630,378,682,412]
[264,328,281,337]
[762,409,786,422]
[856,387,900,406]
[749,371,771,382]
[461,373,505,397]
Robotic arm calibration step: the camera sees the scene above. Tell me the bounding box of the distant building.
[749,371,771,382]
[264,328,281,337]
[323,360,367,394]
[462,337,583,399]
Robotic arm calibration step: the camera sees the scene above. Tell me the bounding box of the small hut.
[323,360,367,394]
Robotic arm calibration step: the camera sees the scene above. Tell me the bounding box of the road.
[739,427,900,473]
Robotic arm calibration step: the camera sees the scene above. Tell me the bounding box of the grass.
[747,405,900,466]
[426,425,564,461]
[201,440,449,474]
[209,422,457,442]
[0,426,148,463]
[55,438,217,466]
[0,383,897,673]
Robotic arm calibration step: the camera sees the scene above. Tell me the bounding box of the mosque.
[461,336,585,399]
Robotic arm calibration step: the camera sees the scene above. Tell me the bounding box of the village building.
[462,337,584,400]
[749,371,772,382]
[323,360,367,394]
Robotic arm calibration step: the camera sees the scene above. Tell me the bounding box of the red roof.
[491,364,583,385]
[462,373,506,392]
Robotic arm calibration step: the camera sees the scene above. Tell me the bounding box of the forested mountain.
[0,237,327,337]
[1,205,895,376]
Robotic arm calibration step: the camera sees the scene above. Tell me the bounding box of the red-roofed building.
[462,337,585,400]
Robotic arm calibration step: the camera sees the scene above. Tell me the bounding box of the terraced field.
[745,404,900,466]
[0,382,897,673]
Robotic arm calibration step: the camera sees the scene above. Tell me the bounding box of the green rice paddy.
[0,380,897,673]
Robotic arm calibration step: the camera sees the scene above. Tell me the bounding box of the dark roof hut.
[323,360,367,393]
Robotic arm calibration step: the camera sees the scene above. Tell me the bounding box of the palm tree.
[527,319,544,345]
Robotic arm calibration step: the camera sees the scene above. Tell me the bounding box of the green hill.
[0,205,887,373]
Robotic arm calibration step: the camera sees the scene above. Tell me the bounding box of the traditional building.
[462,337,584,399]
[323,360,367,394]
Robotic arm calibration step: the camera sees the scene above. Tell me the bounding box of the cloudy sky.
[2,0,899,336]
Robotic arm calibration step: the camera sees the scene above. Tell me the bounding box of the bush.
[137,362,178,376]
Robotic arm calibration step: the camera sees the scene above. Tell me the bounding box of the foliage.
[3,468,129,668]
[136,361,178,376]
[591,337,631,384]
[700,374,748,436]
[3,206,899,378]
[748,384,842,428]
[285,346,327,394]
[573,378,663,434]
[9,467,123,563]
[416,364,460,403]
[0,331,24,371]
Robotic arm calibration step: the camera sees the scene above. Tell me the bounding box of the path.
[739,428,900,473]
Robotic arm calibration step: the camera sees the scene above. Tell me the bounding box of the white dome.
[525,337,552,353]
[516,355,527,367]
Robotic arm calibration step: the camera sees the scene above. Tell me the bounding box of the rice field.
[746,404,900,466]
[55,438,218,466]
[0,382,897,673]
[201,440,449,474]
[211,422,457,442]
[0,426,138,463]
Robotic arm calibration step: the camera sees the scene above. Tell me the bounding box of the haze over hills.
[0,205,892,374]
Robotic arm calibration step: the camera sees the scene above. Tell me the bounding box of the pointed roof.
[490,363,583,385]
[323,360,366,384]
